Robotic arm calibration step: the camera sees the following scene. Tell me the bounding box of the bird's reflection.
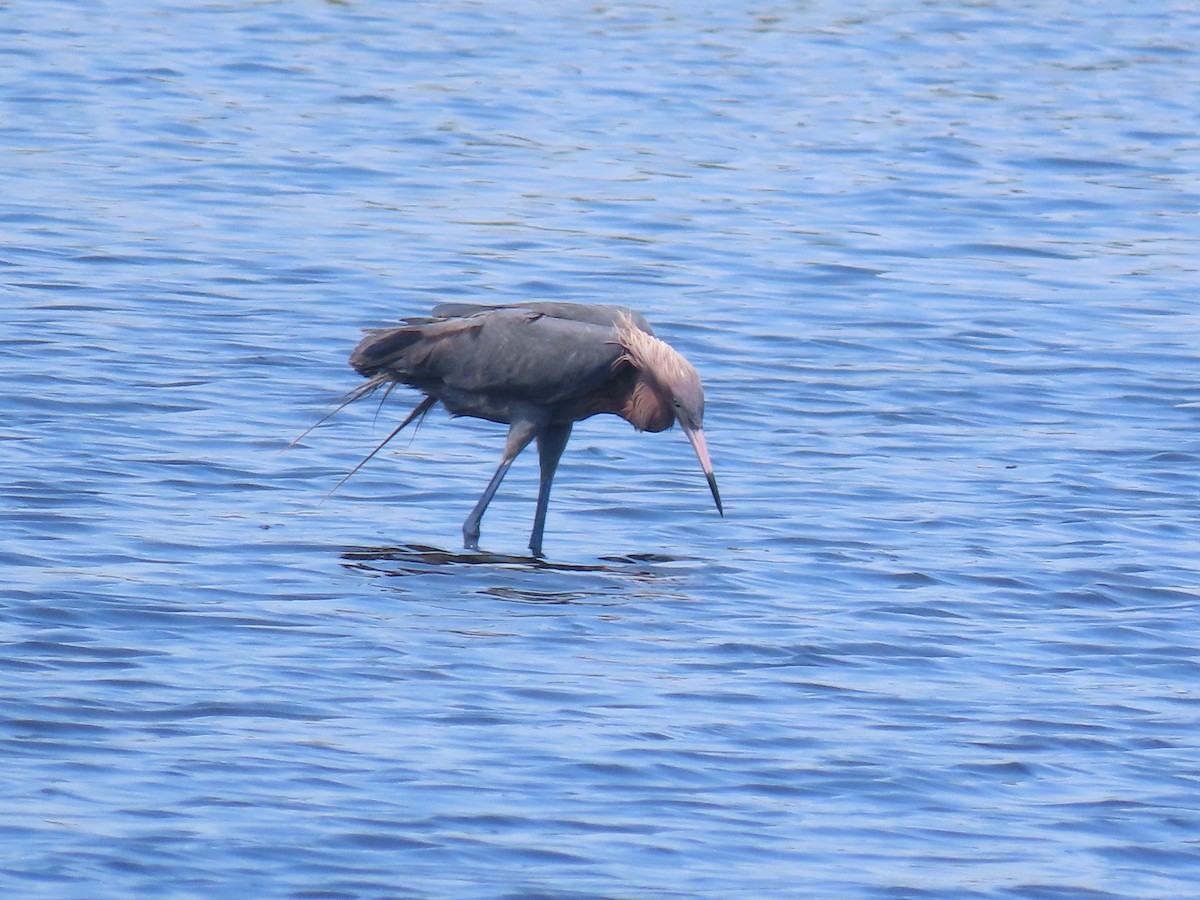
[340,543,696,589]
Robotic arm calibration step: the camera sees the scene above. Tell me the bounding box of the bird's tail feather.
[289,374,392,449]
[349,325,423,376]
[327,394,438,497]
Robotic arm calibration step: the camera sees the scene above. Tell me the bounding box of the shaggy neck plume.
[615,313,685,433]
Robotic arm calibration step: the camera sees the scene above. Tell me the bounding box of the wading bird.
[338,301,722,556]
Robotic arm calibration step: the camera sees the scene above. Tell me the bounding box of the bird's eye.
[673,399,681,409]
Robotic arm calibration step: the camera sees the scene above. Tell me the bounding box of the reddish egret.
[339,301,722,556]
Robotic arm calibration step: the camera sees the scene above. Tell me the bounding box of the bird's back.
[431,301,654,335]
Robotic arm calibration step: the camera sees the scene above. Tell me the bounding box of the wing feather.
[350,308,626,420]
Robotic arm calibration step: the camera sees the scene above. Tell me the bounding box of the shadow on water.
[339,543,701,602]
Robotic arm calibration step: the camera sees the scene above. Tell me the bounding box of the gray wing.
[430,301,655,336]
[351,308,627,421]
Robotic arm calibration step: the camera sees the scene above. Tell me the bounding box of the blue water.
[4,1,1199,896]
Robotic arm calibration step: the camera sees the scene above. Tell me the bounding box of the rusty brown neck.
[622,375,673,433]
[585,364,672,433]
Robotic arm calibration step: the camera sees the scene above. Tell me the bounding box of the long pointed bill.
[681,423,723,516]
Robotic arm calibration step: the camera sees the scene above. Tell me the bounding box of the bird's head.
[616,314,723,516]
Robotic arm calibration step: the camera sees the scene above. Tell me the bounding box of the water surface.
[3,1,1199,896]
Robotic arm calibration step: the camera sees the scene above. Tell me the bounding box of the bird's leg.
[529,422,572,558]
[462,417,541,552]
